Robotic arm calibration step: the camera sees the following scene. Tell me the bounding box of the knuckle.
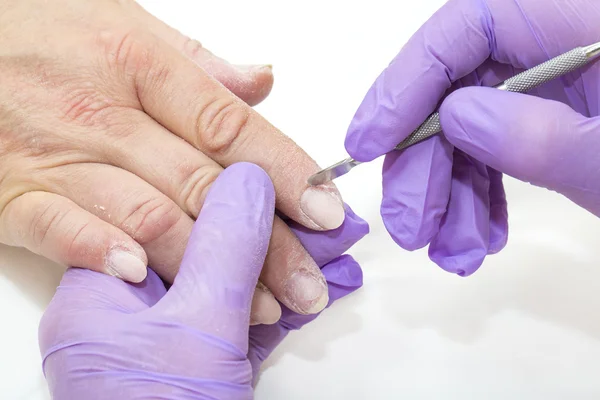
[177,163,221,216]
[98,28,170,88]
[194,97,250,154]
[99,29,151,72]
[28,195,69,249]
[181,37,205,60]
[58,88,115,126]
[119,196,182,245]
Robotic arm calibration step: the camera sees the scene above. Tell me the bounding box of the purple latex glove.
[346,0,600,276]
[39,163,368,399]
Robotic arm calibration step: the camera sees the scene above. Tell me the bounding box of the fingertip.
[381,194,439,251]
[342,204,370,238]
[321,255,363,289]
[105,246,148,283]
[488,226,508,255]
[234,65,274,106]
[251,285,282,325]
[344,129,382,163]
[321,256,363,304]
[381,213,432,251]
[300,186,345,230]
[380,143,452,252]
[287,203,368,268]
[222,162,272,185]
[216,162,276,207]
[282,267,329,315]
[428,247,486,277]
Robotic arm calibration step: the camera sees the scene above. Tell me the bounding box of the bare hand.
[0,0,345,323]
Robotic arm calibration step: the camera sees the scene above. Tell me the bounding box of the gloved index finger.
[344,0,493,162]
[152,163,275,351]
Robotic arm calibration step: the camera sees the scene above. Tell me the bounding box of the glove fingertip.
[321,255,363,289]
[381,205,435,251]
[488,216,508,255]
[344,131,381,162]
[428,246,486,277]
[342,204,370,239]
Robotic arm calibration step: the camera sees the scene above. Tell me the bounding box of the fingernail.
[251,283,282,325]
[284,270,329,315]
[300,187,345,230]
[106,248,148,283]
[238,64,273,73]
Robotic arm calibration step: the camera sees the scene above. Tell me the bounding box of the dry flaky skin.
[0,0,345,322]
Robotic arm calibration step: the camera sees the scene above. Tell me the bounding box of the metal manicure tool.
[308,42,600,186]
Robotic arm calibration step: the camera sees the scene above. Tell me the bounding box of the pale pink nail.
[237,64,273,74]
[300,187,345,230]
[284,270,329,315]
[106,248,147,283]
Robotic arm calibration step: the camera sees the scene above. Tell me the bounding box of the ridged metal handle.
[395,47,589,151]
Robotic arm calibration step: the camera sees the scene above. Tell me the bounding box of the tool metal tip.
[308,158,361,186]
[584,42,600,59]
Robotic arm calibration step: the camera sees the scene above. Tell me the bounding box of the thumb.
[153,163,275,350]
[440,87,600,215]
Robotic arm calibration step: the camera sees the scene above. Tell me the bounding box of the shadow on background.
[260,290,365,371]
[381,237,600,345]
[0,245,65,309]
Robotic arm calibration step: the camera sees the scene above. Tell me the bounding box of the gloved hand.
[39,163,368,399]
[345,0,600,276]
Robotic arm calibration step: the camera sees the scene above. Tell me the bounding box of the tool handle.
[395,47,589,151]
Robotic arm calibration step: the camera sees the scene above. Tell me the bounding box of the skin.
[0,0,346,323]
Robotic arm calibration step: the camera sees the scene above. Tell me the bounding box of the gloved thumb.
[153,163,275,351]
[440,87,600,216]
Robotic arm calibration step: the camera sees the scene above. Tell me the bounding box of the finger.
[104,112,327,317]
[250,282,281,326]
[161,38,273,107]
[428,151,490,277]
[104,111,223,218]
[155,163,275,349]
[487,168,508,255]
[42,163,193,282]
[371,62,511,254]
[128,33,345,231]
[0,192,147,282]
[132,0,273,106]
[247,255,363,385]
[440,87,600,215]
[260,217,329,315]
[288,204,369,267]
[380,136,453,251]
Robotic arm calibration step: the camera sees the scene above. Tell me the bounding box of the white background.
[3,0,600,398]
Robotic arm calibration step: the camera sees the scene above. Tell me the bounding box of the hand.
[0,0,346,322]
[39,163,368,399]
[345,0,600,276]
